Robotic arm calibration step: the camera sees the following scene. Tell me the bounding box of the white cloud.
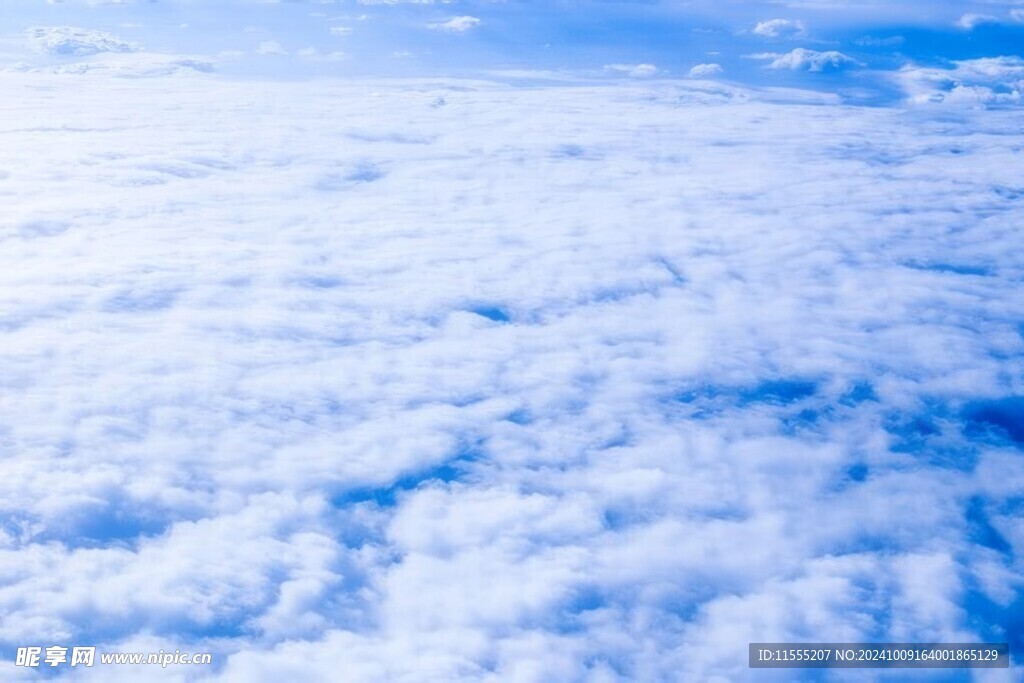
[757,47,862,72]
[257,40,287,56]
[854,34,905,47]
[27,26,138,56]
[298,47,348,62]
[752,18,806,38]
[944,83,1021,106]
[427,16,481,33]
[61,54,216,77]
[11,39,215,78]
[956,9,1024,29]
[957,13,1000,29]
[688,62,723,78]
[603,63,659,78]
[897,56,1024,106]
[1,66,1023,683]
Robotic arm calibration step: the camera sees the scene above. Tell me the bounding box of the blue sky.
[3,0,1024,93]
[0,1,1023,682]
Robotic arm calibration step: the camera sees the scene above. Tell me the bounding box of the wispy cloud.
[957,13,1000,30]
[604,63,659,77]
[257,40,287,55]
[688,62,723,77]
[427,16,481,33]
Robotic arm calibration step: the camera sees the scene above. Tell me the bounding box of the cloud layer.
[0,68,1022,681]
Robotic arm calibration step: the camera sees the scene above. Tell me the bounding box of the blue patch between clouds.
[33,499,170,548]
[547,586,609,636]
[829,142,907,167]
[104,288,180,312]
[994,496,1024,518]
[962,397,1024,447]
[884,412,941,453]
[992,186,1024,201]
[883,407,981,469]
[344,164,385,183]
[161,618,250,641]
[550,144,589,159]
[137,163,211,179]
[504,408,532,425]
[738,379,817,406]
[846,463,869,482]
[675,385,722,404]
[565,586,605,614]
[840,381,878,405]
[69,509,168,547]
[674,378,819,423]
[780,407,831,434]
[331,458,473,508]
[830,462,872,494]
[654,257,687,285]
[469,306,511,323]
[601,509,632,531]
[18,220,70,238]
[965,496,1012,555]
[903,261,993,277]
[962,584,1024,655]
[293,275,345,289]
[314,164,385,191]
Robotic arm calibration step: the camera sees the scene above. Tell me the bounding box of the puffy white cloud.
[943,84,1022,106]
[752,18,806,38]
[10,36,215,78]
[897,56,1024,106]
[1,64,1023,682]
[756,47,862,71]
